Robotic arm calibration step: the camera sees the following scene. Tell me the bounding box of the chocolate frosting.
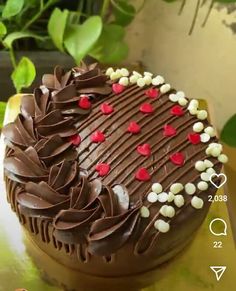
[3,62,223,259]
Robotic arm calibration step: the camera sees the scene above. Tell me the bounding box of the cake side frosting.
[3,63,227,261]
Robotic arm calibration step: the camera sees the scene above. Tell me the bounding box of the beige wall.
[126,0,236,130]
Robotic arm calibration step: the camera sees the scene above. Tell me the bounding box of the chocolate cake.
[3,63,228,288]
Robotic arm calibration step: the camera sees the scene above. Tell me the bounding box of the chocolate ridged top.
[3,62,223,257]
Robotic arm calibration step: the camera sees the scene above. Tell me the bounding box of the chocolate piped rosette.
[3,63,228,276]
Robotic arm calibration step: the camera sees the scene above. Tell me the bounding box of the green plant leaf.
[2,0,24,19]
[221,114,236,147]
[0,102,7,129]
[0,22,7,38]
[111,0,136,26]
[48,8,69,52]
[64,16,102,65]
[11,57,36,93]
[3,31,44,48]
[89,24,128,63]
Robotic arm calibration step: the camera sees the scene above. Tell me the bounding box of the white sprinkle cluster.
[205,143,223,158]
[187,98,208,120]
[160,205,175,218]
[106,66,169,90]
[169,91,188,106]
[154,219,170,233]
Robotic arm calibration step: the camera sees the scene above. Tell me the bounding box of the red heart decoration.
[91,130,105,143]
[145,88,160,99]
[188,133,201,144]
[170,105,184,116]
[112,83,125,94]
[135,167,151,181]
[163,124,177,137]
[140,103,154,114]
[78,95,91,109]
[100,102,114,115]
[127,121,141,134]
[137,143,151,157]
[69,134,81,146]
[95,163,110,177]
[170,152,185,166]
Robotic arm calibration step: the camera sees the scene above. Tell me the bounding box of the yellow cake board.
[0,95,235,291]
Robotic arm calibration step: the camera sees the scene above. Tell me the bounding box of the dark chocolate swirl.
[53,180,139,255]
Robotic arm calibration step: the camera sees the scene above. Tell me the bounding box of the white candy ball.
[170,183,184,194]
[160,205,175,218]
[110,72,119,80]
[200,172,211,182]
[193,122,204,133]
[188,99,199,108]
[174,195,185,208]
[204,159,214,168]
[188,107,198,115]
[137,78,146,87]
[160,84,171,93]
[218,154,228,164]
[154,219,170,233]
[204,126,216,137]
[115,69,122,78]
[168,192,175,202]
[129,75,139,84]
[211,147,221,157]
[176,91,185,98]
[169,93,179,102]
[200,133,211,143]
[144,71,153,77]
[120,68,129,77]
[140,206,150,218]
[191,196,204,209]
[132,70,142,78]
[143,75,152,85]
[197,181,208,191]
[185,183,196,195]
[195,161,206,172]
[119,77,129,86]
[106,67,114,76]
[206,167,216,175]
[178,97,188,106]
[157,192,168,203]
[147,192,159,203]
[151,183,163,194]
[152,75,164,85]
[197,110,208,120]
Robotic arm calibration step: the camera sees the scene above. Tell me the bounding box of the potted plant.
[0,0,144,101]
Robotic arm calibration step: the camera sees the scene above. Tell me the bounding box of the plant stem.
[101,0,110,19]
[188,0,201,35]
[22,0,58,31]
[178,0,186,15]
[9,48,17,69]
[202,0,214,27]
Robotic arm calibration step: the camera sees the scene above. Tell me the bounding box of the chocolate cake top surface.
[3,62,227,256]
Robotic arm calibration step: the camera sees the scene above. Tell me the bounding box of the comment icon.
[209,218,227,236]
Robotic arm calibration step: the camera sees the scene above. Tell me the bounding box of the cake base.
[24,230,196,291]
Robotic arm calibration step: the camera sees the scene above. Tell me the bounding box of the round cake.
[3,63,227,288]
